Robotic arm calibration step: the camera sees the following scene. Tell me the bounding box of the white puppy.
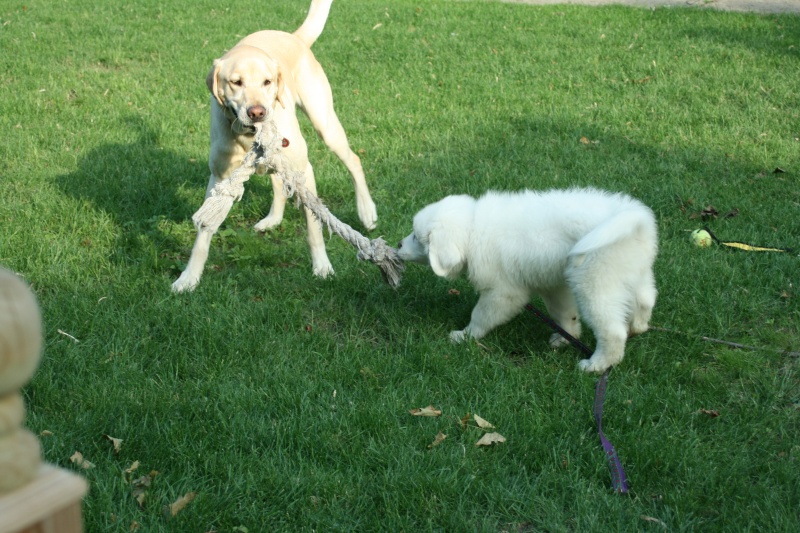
[397,188,658,373]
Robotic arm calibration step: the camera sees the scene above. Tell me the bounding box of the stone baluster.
[0,267,44,493]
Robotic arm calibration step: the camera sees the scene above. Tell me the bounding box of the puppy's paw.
[549,332,571,349]
[578,357,611,374]
[449,330,468,343]
[628,320,650,337]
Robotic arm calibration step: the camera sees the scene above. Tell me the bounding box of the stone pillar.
[0,267,88,533]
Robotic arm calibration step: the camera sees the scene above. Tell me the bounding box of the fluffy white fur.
[397,188,658,373]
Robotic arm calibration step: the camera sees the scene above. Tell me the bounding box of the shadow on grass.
[53,115,281,275]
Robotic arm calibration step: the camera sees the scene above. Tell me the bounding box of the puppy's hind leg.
[450,288,528,343]
[573,283,630,373]
[630,267,657,336]
[254,173,288,232]
[568,254,631,373]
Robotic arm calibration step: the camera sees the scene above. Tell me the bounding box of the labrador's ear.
[427,228,466,279]
[206,59,224,107]
[274,70,286,109]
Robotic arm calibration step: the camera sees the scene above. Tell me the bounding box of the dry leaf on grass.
[475,432,506,447]
[428,432,447,449]
[131,472,158,508]
[104,434,123,454]
[166,492,197,517]
[70,451,95,469]
[698,409,720,418]
[125,460,140,474]
[640,515,667,529]
[460,412,472,429]
[473,414,495,430]
[40,430,53,437]
[409,405,442,417]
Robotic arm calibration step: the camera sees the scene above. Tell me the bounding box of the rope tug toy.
[191,119,405,288]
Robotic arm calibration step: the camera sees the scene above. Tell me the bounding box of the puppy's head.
[398,195,474,279]
[207,45,286,130]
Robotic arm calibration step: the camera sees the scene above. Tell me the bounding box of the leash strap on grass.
[524,304,630,494]
[704,226,794,254]
[594,370,629,493]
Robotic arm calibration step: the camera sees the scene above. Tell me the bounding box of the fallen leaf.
[579,136,590,145]
[475,432,506,447]
[168,492,197,517]
[410,405,442,417]
[448,288,460,295]
[40,430,53,437]
[129,521,140,532]
[640,515,667,529]
[698,409,720,418]
[428,432,447,448]
[104,434,123,454]
[70,451,95,469]
[700,205,719,220]
[473,414,495,430]
[125,460,140,474]
[372,23,383,30]
[460,412,471,429]
[723,208,740,219]
[131,474,153,508]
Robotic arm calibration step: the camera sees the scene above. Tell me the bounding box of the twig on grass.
[650,326,799,357]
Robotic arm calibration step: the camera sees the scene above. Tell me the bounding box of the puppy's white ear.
[427,230,465,279]
[206,59,224,107]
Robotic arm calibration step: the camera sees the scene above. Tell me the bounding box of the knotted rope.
[192,119,404,288]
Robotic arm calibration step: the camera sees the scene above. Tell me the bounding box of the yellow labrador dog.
[172,0,377,293]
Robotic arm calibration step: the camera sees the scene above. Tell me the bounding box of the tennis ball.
[690,229,713,248]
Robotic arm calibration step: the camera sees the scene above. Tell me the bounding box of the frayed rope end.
[192,194,236,234]
[356,238,405,288]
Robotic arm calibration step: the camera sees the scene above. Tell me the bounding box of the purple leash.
[525,304,630,493]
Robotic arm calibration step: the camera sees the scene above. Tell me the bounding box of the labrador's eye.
[263,79,272,86]
[231,79,243,87]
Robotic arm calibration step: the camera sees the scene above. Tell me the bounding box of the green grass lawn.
[1,0,798,530]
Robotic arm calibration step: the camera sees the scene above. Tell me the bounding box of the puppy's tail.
[294,0,334,48]
[569,207,657,256]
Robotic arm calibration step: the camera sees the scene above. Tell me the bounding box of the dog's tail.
[294,0,334,48]
[569,207,657,256]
